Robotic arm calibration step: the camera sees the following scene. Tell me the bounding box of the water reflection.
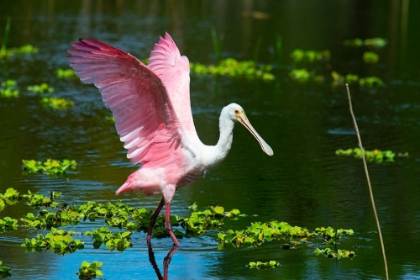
[148,244,178,280]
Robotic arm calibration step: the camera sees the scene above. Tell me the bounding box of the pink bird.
[68,32,273,246]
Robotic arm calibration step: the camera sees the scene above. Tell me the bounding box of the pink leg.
[165,202,180,246]
[147,198,165,245]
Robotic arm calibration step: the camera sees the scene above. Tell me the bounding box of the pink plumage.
[68,32,273,247]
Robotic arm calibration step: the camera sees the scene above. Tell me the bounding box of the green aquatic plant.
[363,51,379,63]
[344,37,387,48]
[290,49,331,63]
[0,217,18,232]
[218,221,312,248]
[248,260,280,269]
[315,226,354,245]
[0,79,19,98]
[331,71,359,86]
[56,68,77,79]
[105,115,115,123]
[0,260,12,277]
[359,76,383,87]
[210,27,224,61]
[21,227,84,254]
[41,97,74,109]
[27,83,54,94]
[335,148,408,163]
[22,159,77,176]
[190,58,274,81]
[77,261,103,279]
[85,226,132,251]
[289,68,323,83]
[0,17,38,59]
[315,247,355,259]
[21,208,81,228]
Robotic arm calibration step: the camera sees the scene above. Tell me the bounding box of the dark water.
[1,0,420,279]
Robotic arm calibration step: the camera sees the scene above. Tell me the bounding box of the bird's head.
[224,103,273,156]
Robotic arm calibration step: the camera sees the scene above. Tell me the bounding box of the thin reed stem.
[345,84,388,280]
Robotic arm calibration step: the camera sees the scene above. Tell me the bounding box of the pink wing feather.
[67,37,185,169]
[148,33,200,144]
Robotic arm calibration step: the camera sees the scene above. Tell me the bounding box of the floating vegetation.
[335,148,408,163]
[27,83,54,94]
[21,227,84,254]
[41,97,74,109]
[359,76,383,88]
[85,226,133,251]
[105,115,115,123]
[290,49,331,63]
[331,71,359,86]
[344,37,387,48]
[331,72,383,88]
[248,260,280,269]
[0,18,38,59]
[77,261,103,279]
[218,221,312,248]
[0,217,18,232]
[190,58,274,81]
[315,247,355,259]
[315,226,354,245]
[0,79,19,98]
[363,51,379,64]
[56,68,77,79]
[22,159,77,176]
[0,261,12,277]
[288,68,324,83]
[0,44,38,59]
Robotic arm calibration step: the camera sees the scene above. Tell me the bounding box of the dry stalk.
[345,84,388,280]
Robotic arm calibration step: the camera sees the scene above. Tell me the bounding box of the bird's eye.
[234,110,239,114]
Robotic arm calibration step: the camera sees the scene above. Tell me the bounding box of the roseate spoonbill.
[68,32,273,246]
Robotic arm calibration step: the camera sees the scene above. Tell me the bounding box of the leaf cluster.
[0,79,19,98]
[78,261,103,279]
[85,226,132,251]
[21,227,84,254]
[190,58,274,81]
[0,261,12,277]
[335,148,408,163]
[218,221,312,248]
[248,260,280,269]
[22,159,77,176]
[56,68,77,79]
[314,247,355,259]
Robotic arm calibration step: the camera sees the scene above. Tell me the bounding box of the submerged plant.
[336,148,408,163]
[22,159,77,176]
[78,261,103,279]
[248,260,280,269]
[0,79,19,98]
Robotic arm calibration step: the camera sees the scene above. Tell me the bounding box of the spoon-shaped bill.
[237,113,273,156]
